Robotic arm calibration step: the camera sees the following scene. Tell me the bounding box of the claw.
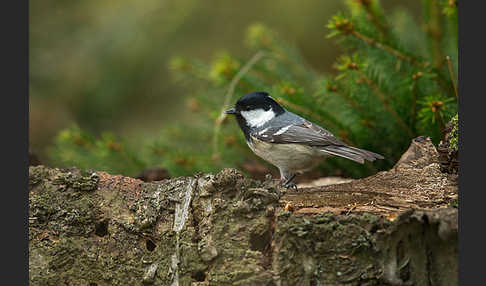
[284,182,298,190]
[280,173,298,191]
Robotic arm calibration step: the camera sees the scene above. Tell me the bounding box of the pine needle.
[446,56,458,100]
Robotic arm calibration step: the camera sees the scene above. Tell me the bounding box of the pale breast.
[247,137,324,172]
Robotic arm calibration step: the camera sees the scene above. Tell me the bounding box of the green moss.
[29,191,58,225]
[449,114,459,152]
[52,170,100,191]
[449,198,458,208]
[30,190,99,236]
[29,165,51,188]
[29,166,100,193]
[29,168,101,236]
[360,212,381,225]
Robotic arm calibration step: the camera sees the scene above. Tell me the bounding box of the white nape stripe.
[274,125,292,135]
[240,108,276,128]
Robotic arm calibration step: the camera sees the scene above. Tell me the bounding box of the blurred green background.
[30,0,422,164]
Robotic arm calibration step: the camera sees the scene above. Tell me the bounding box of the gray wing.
[253,120,384,163]
[253,120,346,146]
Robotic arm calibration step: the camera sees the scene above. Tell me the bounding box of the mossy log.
[437,114,459,174]
[29,137,458,286]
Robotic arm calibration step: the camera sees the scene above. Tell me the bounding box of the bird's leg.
[284,175,297,189]
[279,169,298,190]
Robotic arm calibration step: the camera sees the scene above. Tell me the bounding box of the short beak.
[224,107,237,115]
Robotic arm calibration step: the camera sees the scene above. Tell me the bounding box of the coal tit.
[225,91,384,188]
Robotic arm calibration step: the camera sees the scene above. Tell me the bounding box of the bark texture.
[29,137,458,286]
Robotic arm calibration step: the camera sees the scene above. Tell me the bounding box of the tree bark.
[29,136,457,286]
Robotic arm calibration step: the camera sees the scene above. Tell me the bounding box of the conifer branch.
[331,80,378,134]
[212,51,266,158]
[356,0,391,40]
[432,102,446,135]
[332,84,364,114]
[350,27,456,101]
[332,16,425,68]
[410,81,419,131]
[336,19,454,97]
[425,0,444,70]
[410,71,425,131]
[350,30,425,68]
[357,70,415,138]
[446,56,458,99]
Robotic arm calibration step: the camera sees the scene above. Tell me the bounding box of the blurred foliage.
[49,126,145,175]
[29,0,347,156]
[29,0,201,149]
[47,0,457,179]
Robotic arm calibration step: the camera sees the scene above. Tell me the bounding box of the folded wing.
[253,120,384,164]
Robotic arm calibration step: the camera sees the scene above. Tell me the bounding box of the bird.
[224,91,384,189]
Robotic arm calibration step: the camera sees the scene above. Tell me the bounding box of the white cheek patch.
[240,108,276,127]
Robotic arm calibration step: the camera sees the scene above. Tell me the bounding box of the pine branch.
[332,17,455,98]
[356,0,391,40]
[331,17,423,67]
[330,80,378,134]
[351,30,425,68]
[424,0,444,70]
[330,81,364,113]
[446,56,458,99]
[409,79,419,131]
[428,98,448,135]
[356,70,415,138]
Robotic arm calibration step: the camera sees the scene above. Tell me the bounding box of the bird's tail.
[318,145,384,164]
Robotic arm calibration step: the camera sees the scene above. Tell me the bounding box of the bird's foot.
[279,173,298,191]
[280,178,298,191]
[284,181,298,190]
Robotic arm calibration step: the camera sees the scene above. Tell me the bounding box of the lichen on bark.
[29,137,458,286]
